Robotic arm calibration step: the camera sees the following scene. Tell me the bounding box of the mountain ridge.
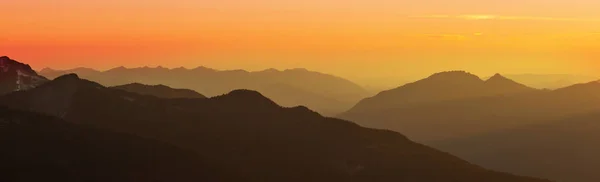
[339,70,600,143]
[0,67,549,182]
[0,56,48,95]
[39,65,370,116]
[112,83,206,99]
[344,71,537,114]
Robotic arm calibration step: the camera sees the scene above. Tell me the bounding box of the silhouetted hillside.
[0,74,548,182]
[0,106,227,182]
[112,83,206,99]
[433,112,600,182]
[340,71,600,142]
[0,56,47,95]
[39,66,370,116]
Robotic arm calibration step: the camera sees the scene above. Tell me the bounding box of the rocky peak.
[0,57,48,94]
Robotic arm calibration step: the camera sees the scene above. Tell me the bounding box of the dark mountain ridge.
[39,66,370,115]
[112,83,206,99]
[0,56,48,95]
[0,73,548,182]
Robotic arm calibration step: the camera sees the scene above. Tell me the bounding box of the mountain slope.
[0,56,48,95]
[485,73,537,94]
[340,71,600,142]
[0,74,548,182]
[112,83,206,99]
[256,83,354,115]
[39,66,370,116]
[0,106,227,182]
[433,112,600,182]
[345,71,536,113]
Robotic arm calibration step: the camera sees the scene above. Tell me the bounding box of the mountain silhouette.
[344,71,536,113]
[340,71,600,142]
[552,80,600,97]
[485,73,535,93]
[39,66,370,116]
[0,72,548,181]
[0,56,48,95]
[40,67,100,79]
[0,106,229,182]
[255,83,353,115]
[433,111,600,182]
[112,83,206,99]
[502,74,598,89]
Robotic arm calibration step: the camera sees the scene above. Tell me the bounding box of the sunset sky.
[1,0,599,85]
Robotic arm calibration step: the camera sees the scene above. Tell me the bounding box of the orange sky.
[1,0,599,84]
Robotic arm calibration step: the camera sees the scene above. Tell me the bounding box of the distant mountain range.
[503,74,597,89]
[39,66,371,116]
[344,71,536,113]
[0,56,48,95]
[340,71,600,181]
[0,58,547,182]
[341,71,600,142]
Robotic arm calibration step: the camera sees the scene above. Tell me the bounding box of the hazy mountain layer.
[0,73,548,182]
[345,71,536,113]
[39,66,370,116]
[341,71,600,142]
[433,112,600,182]
[503,74,598,89]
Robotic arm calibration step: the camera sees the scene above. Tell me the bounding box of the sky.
[1,0,599,86]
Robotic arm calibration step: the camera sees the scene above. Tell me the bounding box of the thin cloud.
[413,14,599,22]
[422,34,467,41]
[457,15,498,20]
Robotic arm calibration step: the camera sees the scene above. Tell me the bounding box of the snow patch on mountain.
[0,56,49,94]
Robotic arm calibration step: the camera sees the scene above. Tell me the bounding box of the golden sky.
[1,0,599,84]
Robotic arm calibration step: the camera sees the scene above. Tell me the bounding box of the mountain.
[502,74,598,89]
[40,67,100,79]
[345,71,536,113]
[433,111,600,182]
[112,83,206,99]
[0,74,548,182]
[255,83,354,115]
[340,71,600,142]
[0,106,228,182]
[39,66,371,116]
[0,56,48,95]
[485,73,536,93]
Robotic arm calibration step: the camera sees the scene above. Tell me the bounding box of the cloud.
[457,15,498,20]
[423,34,467,40]
[413,14,599,22]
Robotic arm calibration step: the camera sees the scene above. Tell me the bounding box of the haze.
[2,0,600,86]
[3,1,600,182]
